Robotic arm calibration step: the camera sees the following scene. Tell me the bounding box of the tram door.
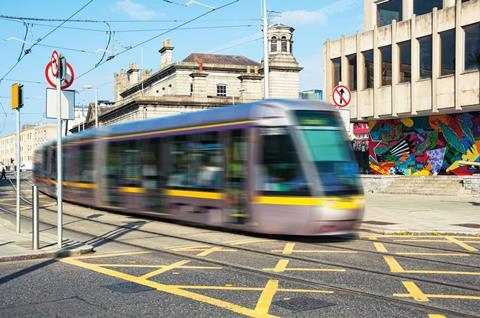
[224,129,249,224]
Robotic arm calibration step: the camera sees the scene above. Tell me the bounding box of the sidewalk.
[362,193,480,235]
[0,215,93,263]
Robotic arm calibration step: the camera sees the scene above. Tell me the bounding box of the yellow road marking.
[397,281,430,302]
[428,315,447,318]
[446,236,478,252]
[61,257,277,318]
[255,280,279,315]
[280,243,295,255]
[95,264,222,270]
[263,259,345,273]
[196,247,236,257]
[384,256,480,275]
[141,260,191,279]
[374,242,388,253]
[170,285,334,293]
[69,251,150,260]
[273,260,289,273]
[394,281,480,302]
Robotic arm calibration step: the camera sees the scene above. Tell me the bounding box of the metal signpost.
[45,50,74,248]
[11,83,23,233]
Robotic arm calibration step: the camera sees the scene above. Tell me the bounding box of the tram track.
[0,200,477,318]
[1,181,480,317]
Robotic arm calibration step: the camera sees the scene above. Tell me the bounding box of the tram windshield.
[294,110,361,196]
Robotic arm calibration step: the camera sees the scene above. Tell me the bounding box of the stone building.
[324,0,480,176]
[0,124,56,170]
[75,24,302,130]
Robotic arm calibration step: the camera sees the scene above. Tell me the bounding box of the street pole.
[94,87,98,128]
[262,0,269,99]
[15,107,20,233]
[56,75,63,248]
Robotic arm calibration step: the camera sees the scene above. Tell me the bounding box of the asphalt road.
[1,180,479,317]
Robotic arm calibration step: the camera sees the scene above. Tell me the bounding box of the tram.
[33,99,364,235]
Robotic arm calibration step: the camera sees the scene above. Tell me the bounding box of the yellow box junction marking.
[263,259,346,273]
[60,251,333,318]
[272,243,356,255]
[428,315,447,318]
[228,239,275,246]
[372,239,471,257]
[366,235,480,253]
[172,245,237,257]
[394,281,480,302]
[383,255,480,275]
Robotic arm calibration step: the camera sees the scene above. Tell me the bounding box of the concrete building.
[0,124,56,170]
[74,24,302,130]
[324,0,480,176]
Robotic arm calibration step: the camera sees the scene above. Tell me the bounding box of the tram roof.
[52,99,335,146]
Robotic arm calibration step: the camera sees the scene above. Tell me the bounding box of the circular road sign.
[45,61,75,90]
[50,50,59,77]
[333,84,351,108]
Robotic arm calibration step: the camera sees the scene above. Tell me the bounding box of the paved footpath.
[363,194,480,235]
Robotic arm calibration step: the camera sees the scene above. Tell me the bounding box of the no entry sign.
[333,84,351,108]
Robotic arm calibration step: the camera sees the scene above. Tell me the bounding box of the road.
[0,178,480,317]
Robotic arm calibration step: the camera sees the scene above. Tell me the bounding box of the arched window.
[271,36,277,53]
[281,36,288,52]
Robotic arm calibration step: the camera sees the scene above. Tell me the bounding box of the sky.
[0,0,363,136]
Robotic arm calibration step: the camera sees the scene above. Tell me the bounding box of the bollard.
[32,185,39,250]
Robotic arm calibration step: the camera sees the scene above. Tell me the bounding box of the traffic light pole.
[56,76,63,248]
[16,107,20,233]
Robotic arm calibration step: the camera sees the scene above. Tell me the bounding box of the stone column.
[432,7,439,113]
[454,0,462,110]
[411,15,418,115]
[392,20,399,117]
[190,72,208,98]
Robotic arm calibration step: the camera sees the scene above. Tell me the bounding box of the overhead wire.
[76,0,241,80]
[0,0,96,83]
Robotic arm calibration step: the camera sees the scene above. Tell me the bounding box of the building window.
[440,29,455,76]
[414,0,443,16]
[419,35,432,79]
[271,36,277,53]
[331,58,341,88]
[347,54,357,91]
[380,45,392,86]
[362,50,374,89]
[398,41,411,83]
[217,84,227,97]
[464,23,480,71]
[377,0,403,27]
[190,83,193,95]
[281,36,288,52]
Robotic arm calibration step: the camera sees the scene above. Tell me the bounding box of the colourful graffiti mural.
[369,112,480,176]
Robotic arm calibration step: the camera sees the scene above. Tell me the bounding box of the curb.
[0,245,95,263]
[361,227,480,237]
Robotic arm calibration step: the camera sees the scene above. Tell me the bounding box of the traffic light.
[11,83,24,110]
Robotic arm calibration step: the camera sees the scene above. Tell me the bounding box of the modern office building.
[324,0,480,176]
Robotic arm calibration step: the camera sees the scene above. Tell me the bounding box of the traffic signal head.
[11,83,24,110]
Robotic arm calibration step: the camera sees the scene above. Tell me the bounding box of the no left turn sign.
[333,84,351,108]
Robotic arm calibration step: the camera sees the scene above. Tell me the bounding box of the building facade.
[324,0,480,176]
[74,24,302,130]
[0,124,56,170]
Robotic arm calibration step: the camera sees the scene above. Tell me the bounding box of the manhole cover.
[453,223,480,229]
[104,282,155,294]
[273,297,335,312]
[362,221,397,226]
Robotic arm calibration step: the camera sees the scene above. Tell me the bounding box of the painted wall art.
[369,112,480,176]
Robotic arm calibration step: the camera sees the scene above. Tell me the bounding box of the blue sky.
[0,0,363,136]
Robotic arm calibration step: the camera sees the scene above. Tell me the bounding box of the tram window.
[120,141,142,187]
[79,144,95,183]
[168,133,223,190]
[258,128,309,195]
[51,148,57,181]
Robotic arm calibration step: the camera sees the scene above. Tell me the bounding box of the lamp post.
[83,85,98,128]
